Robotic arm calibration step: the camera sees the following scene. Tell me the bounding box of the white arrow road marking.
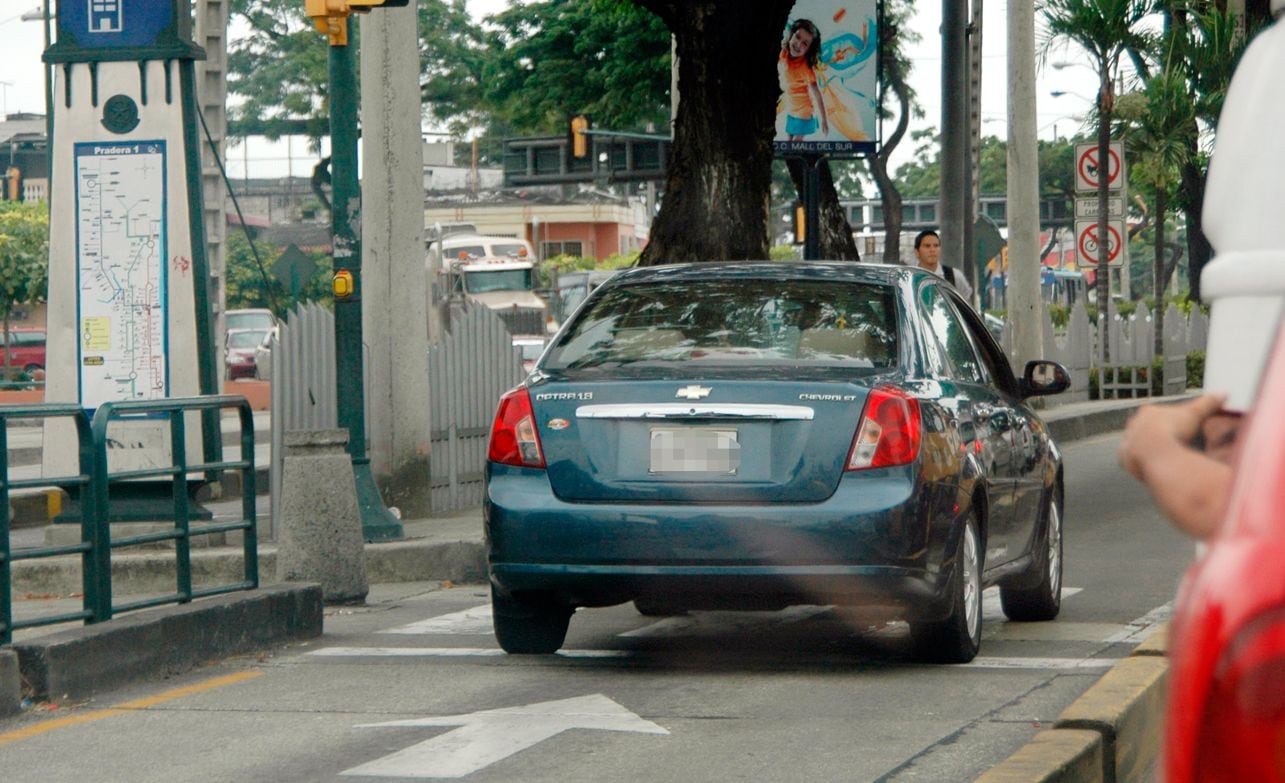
[341,694,668,779]
[380,605,494,635]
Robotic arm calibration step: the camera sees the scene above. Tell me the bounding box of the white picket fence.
[996,301,1209,402]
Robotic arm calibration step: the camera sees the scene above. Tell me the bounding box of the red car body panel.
[1165,321,1285,782]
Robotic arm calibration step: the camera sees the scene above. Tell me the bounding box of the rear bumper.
[491,562,952,617]
[486,463,961,616]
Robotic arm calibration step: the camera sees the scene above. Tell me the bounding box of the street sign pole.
[327,19,403,542]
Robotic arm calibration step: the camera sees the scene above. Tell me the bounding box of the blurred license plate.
[649,428,740,473]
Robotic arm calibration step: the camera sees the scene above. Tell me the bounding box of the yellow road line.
[0,670,263,746]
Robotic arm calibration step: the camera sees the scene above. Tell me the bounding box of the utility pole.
[361,1,432,518]
[942,0,971,286]
[1007,0,1044,367]
[306,0,407,541]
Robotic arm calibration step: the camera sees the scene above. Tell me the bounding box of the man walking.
[914,229,974,304]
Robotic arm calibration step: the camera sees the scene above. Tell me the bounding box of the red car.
[225,328,271,380]
[0,327,46,374]
[1164,318,1285,783]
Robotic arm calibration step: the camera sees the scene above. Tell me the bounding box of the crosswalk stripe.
[305,646,1123,671]
[307,647,630,659]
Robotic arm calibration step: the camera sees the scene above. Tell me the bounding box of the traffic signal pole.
[311,2,404,542]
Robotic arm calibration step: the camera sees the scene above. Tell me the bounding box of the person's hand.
[1118,394,1227,480]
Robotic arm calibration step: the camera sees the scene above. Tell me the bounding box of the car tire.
[633,598,687,617]
[491,586,572,655]
[911,515,983,664]
[1000,488,1063,622]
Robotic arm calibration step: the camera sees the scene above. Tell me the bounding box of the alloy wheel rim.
[1048,499,1062,596]
[963,524,980,640]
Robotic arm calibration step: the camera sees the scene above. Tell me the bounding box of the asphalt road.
[0,431,1195,782]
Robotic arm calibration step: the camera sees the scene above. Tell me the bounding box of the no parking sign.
[1075,142,1125,193]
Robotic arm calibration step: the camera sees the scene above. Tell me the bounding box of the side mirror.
[1020,359,1071,398]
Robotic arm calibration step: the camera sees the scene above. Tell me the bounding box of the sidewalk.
[3,395,1179,783]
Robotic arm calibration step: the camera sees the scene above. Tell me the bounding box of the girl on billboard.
[779,18,829,140]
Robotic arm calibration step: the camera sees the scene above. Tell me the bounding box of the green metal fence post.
[89,405,115,623]
[169,412,192,602]
[327,20,403,542]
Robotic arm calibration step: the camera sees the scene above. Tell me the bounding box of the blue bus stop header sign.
[47,0,201,62]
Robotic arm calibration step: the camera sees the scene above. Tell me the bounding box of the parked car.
[485,262,1070,660]
[225,328,271,380]
[253,332,274,380]
[0,327,46,374]
[225,308,276,333]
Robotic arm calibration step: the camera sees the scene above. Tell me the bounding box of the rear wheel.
[1000,489,1063,622]
[911,515,982,664]
[491,586,572,654]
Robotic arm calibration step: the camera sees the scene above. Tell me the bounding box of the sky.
[0,1,1104,179]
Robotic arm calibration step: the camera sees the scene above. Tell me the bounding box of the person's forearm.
[1138,446,1234,539]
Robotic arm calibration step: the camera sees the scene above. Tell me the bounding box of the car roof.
[599,261,929,288]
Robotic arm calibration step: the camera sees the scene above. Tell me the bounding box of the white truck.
[427,232,555,338]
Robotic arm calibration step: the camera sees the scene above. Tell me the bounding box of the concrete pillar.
[1007,0,1045,368]
[360,7,432,517]
[276,430,368,604]
[0,649,21,716]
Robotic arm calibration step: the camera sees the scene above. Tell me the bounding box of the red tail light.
[488,387,546,468]
[1191,616,1285,782]
[846,386,921,470]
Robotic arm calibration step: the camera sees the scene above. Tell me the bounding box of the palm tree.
[1116,69,1194,360]
[1040,0,1157,361]
[1164,2,1264,301]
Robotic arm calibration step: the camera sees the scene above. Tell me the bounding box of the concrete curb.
[974,625,1170,783]
[9,583,322,705]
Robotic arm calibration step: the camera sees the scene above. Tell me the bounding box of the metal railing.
[1,395,258,644]
[1,403,95,644]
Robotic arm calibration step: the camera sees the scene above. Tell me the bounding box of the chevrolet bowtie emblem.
[675,385,712,400]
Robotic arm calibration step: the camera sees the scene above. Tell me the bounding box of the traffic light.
[306,0,411,44]
[569,114,591,159]
[4,167,19,202]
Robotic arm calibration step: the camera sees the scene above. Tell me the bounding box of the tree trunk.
[1179,158,1213,302]
[635,1,793,265]
[1153,187,1166,361]
[784,158,859,260]
[870,15,914,265]
[1095,66,1113,362]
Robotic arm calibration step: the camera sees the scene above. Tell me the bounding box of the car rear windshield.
[544,279,898,370]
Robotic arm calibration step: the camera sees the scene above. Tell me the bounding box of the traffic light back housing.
[569,114,591,159]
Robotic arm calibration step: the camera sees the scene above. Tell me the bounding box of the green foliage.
[0,201,49,320]
[226,0,331,143]
[539,250,640,287]
[481,1,670,136]
[1046,304,1071,329]
[769,244,799,261]
[224,231,332,315]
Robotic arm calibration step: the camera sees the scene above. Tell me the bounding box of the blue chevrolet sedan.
[485,262,1070,662]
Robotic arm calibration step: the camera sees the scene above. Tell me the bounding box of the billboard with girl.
[776,0,879,156]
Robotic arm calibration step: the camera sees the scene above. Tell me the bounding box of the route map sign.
[74,141,169,410]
